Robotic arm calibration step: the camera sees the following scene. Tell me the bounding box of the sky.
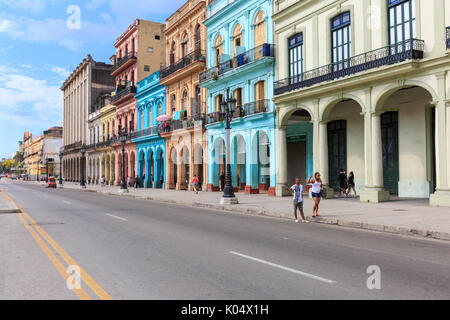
[0,0,185,159]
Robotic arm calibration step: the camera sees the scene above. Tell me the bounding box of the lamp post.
[80,145,86,189]
[45,158,49,183]
[119,131,129,193]
[220,89,239,205]
[59,151,63,188]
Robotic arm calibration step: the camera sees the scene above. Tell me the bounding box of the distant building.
[61,55,115,182]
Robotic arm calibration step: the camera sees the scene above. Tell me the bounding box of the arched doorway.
[233,135,246,190]
[179,146,190,190]
[193,143,203,190]
[211,138,225,191]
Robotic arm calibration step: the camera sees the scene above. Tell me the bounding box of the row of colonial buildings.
[61,0,450,206]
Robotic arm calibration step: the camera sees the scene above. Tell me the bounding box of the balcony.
[132,127,160,140]
[200,44,275,84]
[111,52,137,76]
[207,99,271,124]
[447,27,450,49]
[160,49,206,81]
[111,83,137,104]
[159,114,206,134]
[274,39,424,96]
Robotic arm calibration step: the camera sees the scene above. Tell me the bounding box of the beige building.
[61,55,115,182]
[273,0,450,206]
[160,0,209,191]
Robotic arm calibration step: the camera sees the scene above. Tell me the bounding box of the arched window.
[182,90,189,111]
[170,42,176,65]
[233,88,242,107]
[254,80,266,102]
[215,35,223,66]
[140,109,144,130]
[254,11,266,48]
[148,106,153,128]
[195,25,201,51]
[181,33,189,57]
[233,24,243,56]
[158,102,163,117]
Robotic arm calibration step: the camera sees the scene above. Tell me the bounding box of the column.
[275,126,290,197]
[318,122,334,198]
[360,113,390,203]
[430,72,450,206]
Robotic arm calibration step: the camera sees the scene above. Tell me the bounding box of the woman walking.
[307,173,323,218]
[347,171,357,197]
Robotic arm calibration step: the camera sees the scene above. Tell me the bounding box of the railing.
[85,137,119,150]
[207,99,270,124]
[111,85,137,103]
[132,127,160,139]
[112,51,137,72]
[160,49,206,79]
[274,39,424,96]
[446,27,450,49]
[63,141,82,151]
[200,44,275,83]
[159,114,206,133]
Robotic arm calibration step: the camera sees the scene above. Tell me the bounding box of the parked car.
[46,177,57,188]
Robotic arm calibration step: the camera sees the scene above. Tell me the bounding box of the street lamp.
[119,131,129,193]
[45,158,49,183]
[59,151,63,188]
[220,89,239,205]
[80,145,87,189]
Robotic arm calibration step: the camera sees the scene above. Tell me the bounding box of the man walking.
[287,178,309,224]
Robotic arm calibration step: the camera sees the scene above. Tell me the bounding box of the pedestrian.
[160,175,164,189]
[127,176,131,188]
[100,176,105,187]
[307,173,323,218]
[192,175,199,194]
[220,173,225,191]
[337,168,347,198]
[347,171,357,197]
[285,178,308,223]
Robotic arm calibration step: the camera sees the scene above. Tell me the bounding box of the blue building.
[132,71,167,189]
[200,0,277,195]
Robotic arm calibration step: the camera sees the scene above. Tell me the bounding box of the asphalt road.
[1,179,450,300]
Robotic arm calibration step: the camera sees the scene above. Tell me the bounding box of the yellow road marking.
[0,189,112,300]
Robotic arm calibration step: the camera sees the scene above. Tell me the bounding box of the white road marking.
[229,251,336,284]
[63,200,72,205]
[106,214,127,222]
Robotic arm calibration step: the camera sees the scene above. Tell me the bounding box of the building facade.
[61,55,115,182]
[159,0,208,191]
[132,71,167,189]
[97,103,118,186]
[111,19,166,186]
[273,0,450,206]
[200,0,278,195]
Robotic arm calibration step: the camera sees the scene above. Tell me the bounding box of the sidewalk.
[29,181,450,241]
[0,189,21,214]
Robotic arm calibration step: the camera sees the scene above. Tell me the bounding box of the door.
[328,120,347,191]
[382,112,399,194]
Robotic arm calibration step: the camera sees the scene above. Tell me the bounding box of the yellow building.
[27,136,43,181]
[273,0,450,206]
[99,103,117,185]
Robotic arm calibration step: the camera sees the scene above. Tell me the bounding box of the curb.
[0,209,21,214]
[68,185,450,242]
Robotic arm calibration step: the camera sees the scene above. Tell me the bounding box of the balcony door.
[328,120,347,191]
[382,112,399,195]
[388,0,416,53]
[331,12,351,72]
[254,11,266,48]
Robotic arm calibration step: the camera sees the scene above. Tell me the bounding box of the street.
[1,179,450,300]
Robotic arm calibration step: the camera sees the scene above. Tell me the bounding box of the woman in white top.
[307,173,323,218]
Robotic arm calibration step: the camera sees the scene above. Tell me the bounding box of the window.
[147,47,153,53]
[254,81,266,101]
[158,102,163,117]
[155,35,160,40]
[144,65,150,72]
[148,107,153,128]
[215,35,223,66]
[170,42,176,65]
[233,24,243,56]
[254,11,266,48]
[233,88,243,107]
[140,110,144,130]
[331,12,351,71]
[195,25,201,51]
[181,33,188,57]
[388,0,416,50]
[182,90,189,111]
[288,33,303,84]
[215,94,223,112]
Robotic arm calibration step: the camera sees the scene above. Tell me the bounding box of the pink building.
[111,19,166,185]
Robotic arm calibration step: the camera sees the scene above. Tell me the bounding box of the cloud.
[0,0,52,13]
[49,66,71,78]
[86,0,108,10]
[0,65,62,127]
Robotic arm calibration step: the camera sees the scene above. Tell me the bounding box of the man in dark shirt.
[337,168,348,198]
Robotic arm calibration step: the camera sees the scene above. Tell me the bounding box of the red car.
[46,177,57,188]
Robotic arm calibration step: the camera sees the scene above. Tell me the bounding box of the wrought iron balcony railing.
[160,49,206,79]
[159,114,206,133]
[132,127,160,139]
[446,27,450,49]
[200,44,275,83]
[111,85,137,103]
[274,39,425,96]
[112,51,137,72]
[207,99,270,124]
